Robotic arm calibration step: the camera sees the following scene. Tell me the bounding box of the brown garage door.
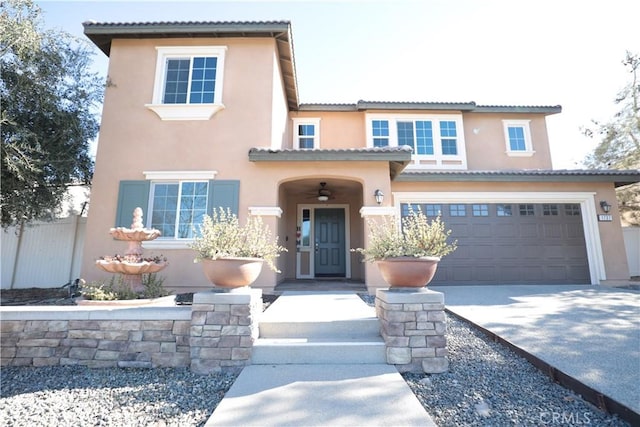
[402,203,590,285]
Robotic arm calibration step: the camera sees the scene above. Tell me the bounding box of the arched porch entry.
[278,178,365,284]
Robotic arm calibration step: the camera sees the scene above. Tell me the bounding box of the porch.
[274,279,367,293]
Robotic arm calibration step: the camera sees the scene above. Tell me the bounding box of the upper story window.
[367,114,467,169]
[372,120,390,147]
[292,118,320,149]
[146,46,227,121]
[503,120,535,157]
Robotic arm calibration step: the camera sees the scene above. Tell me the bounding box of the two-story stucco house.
[81,21,639,294]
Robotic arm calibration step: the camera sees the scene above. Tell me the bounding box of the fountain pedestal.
[96,207,168,293]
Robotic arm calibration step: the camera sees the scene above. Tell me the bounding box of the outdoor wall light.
[374,189,384,205]
[600,200,611,213]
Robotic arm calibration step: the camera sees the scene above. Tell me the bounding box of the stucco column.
[248,207,283,292]
[359,206,397,295]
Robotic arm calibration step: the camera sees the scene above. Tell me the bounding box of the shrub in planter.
[353,208,457,287]
[189,208,287,287]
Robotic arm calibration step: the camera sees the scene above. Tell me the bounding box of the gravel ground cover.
[1,292,631,426]
[0,367,237,427]
[403,314,630,427]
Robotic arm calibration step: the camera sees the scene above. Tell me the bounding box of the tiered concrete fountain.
[96,207,168,293]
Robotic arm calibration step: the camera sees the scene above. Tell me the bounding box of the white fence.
[1,217,86,289]
[623,227,640,277]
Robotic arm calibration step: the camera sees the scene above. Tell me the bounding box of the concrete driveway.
[430,284,640,416]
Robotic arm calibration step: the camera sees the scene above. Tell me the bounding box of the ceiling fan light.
[317,195,329,202]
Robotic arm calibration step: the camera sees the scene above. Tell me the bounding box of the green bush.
[189,208,287,272]
[80,273,168,301]
[353,208,457,262]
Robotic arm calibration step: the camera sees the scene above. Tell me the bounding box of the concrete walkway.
[205,291,436,426]
[205,364,435,426]
[431,284,640,415]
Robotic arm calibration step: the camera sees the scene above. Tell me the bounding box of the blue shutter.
[207,180,240,216]
[115,180,150,227]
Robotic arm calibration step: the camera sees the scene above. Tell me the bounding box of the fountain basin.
[109,227,161,241]
[96,259,168,275]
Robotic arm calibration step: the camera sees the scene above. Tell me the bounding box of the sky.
[36,0,640,169]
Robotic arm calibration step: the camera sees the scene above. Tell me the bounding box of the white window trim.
[249,207,283,217]
[392,191,606,285]
[503,120,535,157]
[143,170,217,180]
[145,46,227,121]
[365,113,467,170]
[292,118,321,149]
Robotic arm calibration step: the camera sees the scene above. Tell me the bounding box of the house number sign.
[597,214,613,222]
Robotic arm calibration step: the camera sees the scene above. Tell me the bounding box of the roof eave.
[472,105,562,115]
[248,148,413,179]
[396,170,640,187]
[83,21,299,109]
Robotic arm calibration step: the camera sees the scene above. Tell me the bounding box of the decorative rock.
[422,357,449,373]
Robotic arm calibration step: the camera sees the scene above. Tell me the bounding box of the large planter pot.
[201,257,264,288]
[376,256,441,288]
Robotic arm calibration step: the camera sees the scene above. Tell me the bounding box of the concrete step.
[255,292,385,365]
[258,318,381,339]
[252,337,386,364]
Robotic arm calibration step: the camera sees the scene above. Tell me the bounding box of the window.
[503,120,534,156]
[543,204,559,216]
[401,203,441,217]
[292,118,320,149]
[301,209,311,246]
[519,204,535,216]
[424,204,442,217]
[372,120,390,147]
[366,114,467,169]
[472,204,489,216]
[565,204,581,216]
[449,204,466,217]
[151,181,208,239]
[496,204,512,216]
[146,46,227,120]
[440,121,458,155]
[162,57,217,104]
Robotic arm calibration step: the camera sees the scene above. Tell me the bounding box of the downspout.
[9,222,24,289]
[68,214,81,283]
[68,201,88,283]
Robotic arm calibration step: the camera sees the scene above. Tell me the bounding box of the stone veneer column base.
[190,288,262,375]
[375,288,448,374]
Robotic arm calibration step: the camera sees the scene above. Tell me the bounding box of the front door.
[314,208,346,277]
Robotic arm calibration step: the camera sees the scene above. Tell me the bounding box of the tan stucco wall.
[462,113,553,169]
[286,110,554,170]
[288,111,365,149]
[82,37,291,292]
[82,35,628,293]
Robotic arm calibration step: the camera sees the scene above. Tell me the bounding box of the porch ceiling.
[248,146,412,179]
[280,178,362,200]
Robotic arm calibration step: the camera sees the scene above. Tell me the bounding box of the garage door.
[402,203,590,285]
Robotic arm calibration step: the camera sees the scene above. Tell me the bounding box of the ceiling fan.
[306,182,333,202]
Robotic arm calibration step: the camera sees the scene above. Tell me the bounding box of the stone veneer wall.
[189,289,262,374]
[1,290,262,373]
[375,288,448,374]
